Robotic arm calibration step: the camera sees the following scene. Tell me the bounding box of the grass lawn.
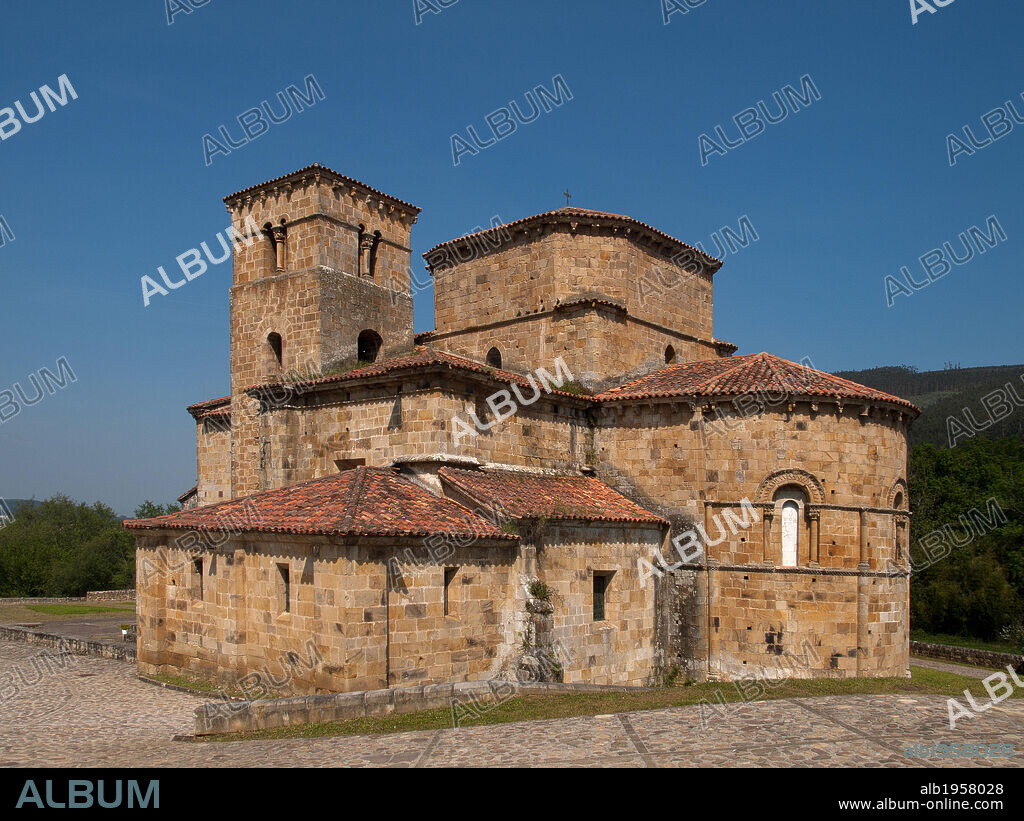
[198,664,1022,743]
[911,631,1018,655]
[26,603,135,616]
[146,673,250,701]
[0,602,135,623]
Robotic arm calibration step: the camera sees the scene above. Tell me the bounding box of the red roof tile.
[186,396,231,421]
[438,467,667,526]
[424,207,721,273]
[594,352,920,413]
[247,346,588,399]
[125,467,515,540]
[222,163,420,213]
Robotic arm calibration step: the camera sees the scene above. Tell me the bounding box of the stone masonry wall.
[596,401,909,525]
[427,306,718,392]
[595,401,911,680]
[226,176,415,292]
[702,567,908,680]
[226,175,418,497]
[536,523,662,686]
[253,380,591,491]
[430,225,720,385]
[196,418,231,507]
[136,533,519,694]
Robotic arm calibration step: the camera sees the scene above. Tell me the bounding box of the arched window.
[486,347,502,369]
[264,222,287,272]
[665,345,676,364]
[357,225,381,279]
[357,330,382,363]
[773,486,807,567]
[893,491,905,560]
[262,222,277,275]
[265,332,283,375]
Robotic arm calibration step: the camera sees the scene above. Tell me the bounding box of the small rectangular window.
[192,557,203,601]
[278,563,290,613]
[593,572,610,621]
[443,567,458,617]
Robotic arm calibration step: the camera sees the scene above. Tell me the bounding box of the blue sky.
[0,0,1021,513]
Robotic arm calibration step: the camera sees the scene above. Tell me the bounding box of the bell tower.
[223,163,420,496]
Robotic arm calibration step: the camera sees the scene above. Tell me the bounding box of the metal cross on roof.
[563,189,571,206]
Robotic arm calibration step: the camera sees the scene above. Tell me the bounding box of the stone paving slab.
[8,614,136,643]
[1,640,1020,768]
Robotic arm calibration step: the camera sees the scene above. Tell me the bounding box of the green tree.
[908,435,1024,639]
[0,495,136,597]
[133,500,181,519]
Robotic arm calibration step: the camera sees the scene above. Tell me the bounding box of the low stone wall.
[0,625,136,662]
[911,640,1022,670]
[0,596,86,605]
[0,590,134,606]
[86,589,136,602]
[194,679,649,736]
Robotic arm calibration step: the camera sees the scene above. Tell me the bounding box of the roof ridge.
[600,355,737,396]
[126,467,517,539]
[588,352,920,413]
[423,207,722,268]
[222,163,420,212]
[339,466,368,532]
[437,468,668,525]
[759,352,798,394]
[692,354,758,394]
[437,469,510,518]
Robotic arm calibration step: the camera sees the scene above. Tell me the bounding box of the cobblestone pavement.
[1,640,1021,768]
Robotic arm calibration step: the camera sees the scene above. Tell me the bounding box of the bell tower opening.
[265,332,283,376]
[358,330,383,363]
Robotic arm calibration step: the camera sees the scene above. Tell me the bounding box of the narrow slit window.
[443,567,458,616]
[278,563,290,613]
[781,501,799,567]
[192,557,203,601]
[266,332,283,375]
[774,486,807,567]
[593,572,610,621]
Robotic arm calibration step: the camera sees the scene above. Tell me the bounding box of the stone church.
[126,163,918,694]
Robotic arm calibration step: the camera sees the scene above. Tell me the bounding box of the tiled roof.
[594,352,921,413]
[424,207,721,273]
[176,485,198,504]
[222,163,420,213]
[125,467,516,540]
[438,467,668,526]
[247,346,589,399]
[245,348,915,412]
[186,396,231,421]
